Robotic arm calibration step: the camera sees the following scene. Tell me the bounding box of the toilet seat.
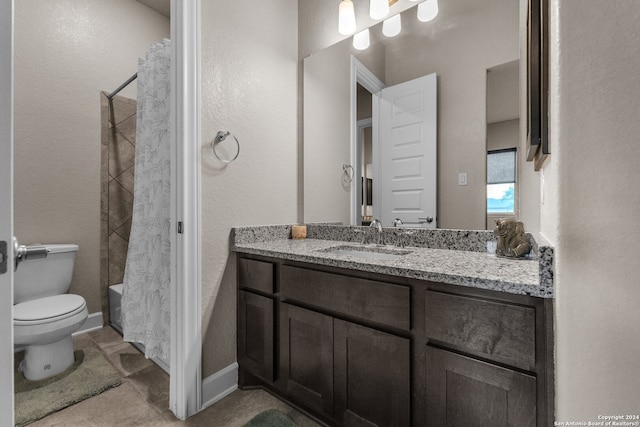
[14,294,88,346]
[14,294,87,326]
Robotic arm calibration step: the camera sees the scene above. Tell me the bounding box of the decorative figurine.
[494,218,531,258]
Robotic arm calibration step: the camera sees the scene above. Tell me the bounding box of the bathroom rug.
[242,409,302,427]
[14,347,121,426]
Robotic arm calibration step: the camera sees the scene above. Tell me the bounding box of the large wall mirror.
[304,0,547,231]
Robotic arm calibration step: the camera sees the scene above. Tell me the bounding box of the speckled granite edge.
[232,239,553,298]
[231,224,293,244]
[529,232,555,288]
[231,223,554,292]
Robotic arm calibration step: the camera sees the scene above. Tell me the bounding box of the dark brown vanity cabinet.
[278,265,412,427]
[237,254,553,427]
[423,289,552,427]
[333,318,411,427]
[280,303,334,415]
[238,291,274,382]
[237,258,276,384]
[425,347,536,427]
[279,303,411,427]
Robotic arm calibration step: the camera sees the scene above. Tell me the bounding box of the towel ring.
[212,131,240,163]
[342,163,354,183]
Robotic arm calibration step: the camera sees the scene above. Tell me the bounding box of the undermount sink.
[320,245,412,261]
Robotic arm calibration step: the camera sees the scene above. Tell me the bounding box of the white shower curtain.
[122,39,171,361]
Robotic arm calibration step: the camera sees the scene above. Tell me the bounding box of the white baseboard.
[201,362,238,410]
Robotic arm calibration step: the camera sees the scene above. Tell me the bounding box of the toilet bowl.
[13,244,88,381]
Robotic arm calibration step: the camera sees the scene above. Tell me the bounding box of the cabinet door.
[280,303,334,416]
[426,346,536,427]
[334,319,411,427]
[238,291,274,382]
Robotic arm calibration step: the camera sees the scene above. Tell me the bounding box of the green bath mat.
[14,347,122,426]
[243,409,301,427]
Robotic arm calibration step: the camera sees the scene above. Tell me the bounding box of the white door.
[0,0,15,424]
[376,73,437,228]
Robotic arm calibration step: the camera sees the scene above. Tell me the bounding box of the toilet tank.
[14,244,79,305]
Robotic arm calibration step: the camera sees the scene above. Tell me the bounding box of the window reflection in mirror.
[487,149,517,214]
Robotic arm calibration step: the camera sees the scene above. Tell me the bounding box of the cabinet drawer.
[238,258,274,293]
[281,265,410,330]
[425,290,536,370]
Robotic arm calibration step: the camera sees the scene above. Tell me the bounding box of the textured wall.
[13,0,169,314]
[548,0,640,420]
[200,0,298,376]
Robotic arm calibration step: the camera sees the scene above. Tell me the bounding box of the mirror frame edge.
[526,0,550,171]
[350,56,385,225]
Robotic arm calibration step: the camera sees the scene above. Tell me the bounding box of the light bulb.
[417,0,438,22]
[370,0,390,20]
[353,29,370,50]
[339,0,356,35]
[382,14,401,37]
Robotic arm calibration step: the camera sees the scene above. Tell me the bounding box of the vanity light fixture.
[353,28,371,50]
[382,13,402,37]
[339,0,357,35]
[342,0,436,50]
[417,0,439,22]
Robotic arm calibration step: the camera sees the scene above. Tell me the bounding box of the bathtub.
[108,284,124,333]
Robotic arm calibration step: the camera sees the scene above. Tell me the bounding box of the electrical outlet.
[458,172,468,186]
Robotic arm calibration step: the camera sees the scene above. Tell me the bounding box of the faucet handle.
[394,228,415,248]
[368,219,383,245]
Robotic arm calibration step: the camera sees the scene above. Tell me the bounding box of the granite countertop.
[232,225,554,298]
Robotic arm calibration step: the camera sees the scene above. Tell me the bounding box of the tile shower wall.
[100,93,137,323]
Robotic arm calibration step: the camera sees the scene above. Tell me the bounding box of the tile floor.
[18,326,321,427]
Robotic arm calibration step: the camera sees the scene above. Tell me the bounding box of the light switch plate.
[458,172,468,186]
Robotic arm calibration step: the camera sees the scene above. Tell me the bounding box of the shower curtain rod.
[106,73,138,100]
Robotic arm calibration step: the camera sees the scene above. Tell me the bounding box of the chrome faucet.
[369,219,383,245]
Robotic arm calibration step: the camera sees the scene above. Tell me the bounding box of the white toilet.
[14,244,88,381]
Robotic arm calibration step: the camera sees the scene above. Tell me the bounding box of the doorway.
[1,0,201,422]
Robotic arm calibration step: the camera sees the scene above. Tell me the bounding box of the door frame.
[350,56,385,225]
[170,0,202,420]
[356,118,372,225]
[0,0,203,423]
[0,1,15,425]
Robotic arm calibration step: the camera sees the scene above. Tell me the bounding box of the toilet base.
[20,335,75,381]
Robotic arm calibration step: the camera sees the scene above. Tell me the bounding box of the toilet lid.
[14,294,86,324]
